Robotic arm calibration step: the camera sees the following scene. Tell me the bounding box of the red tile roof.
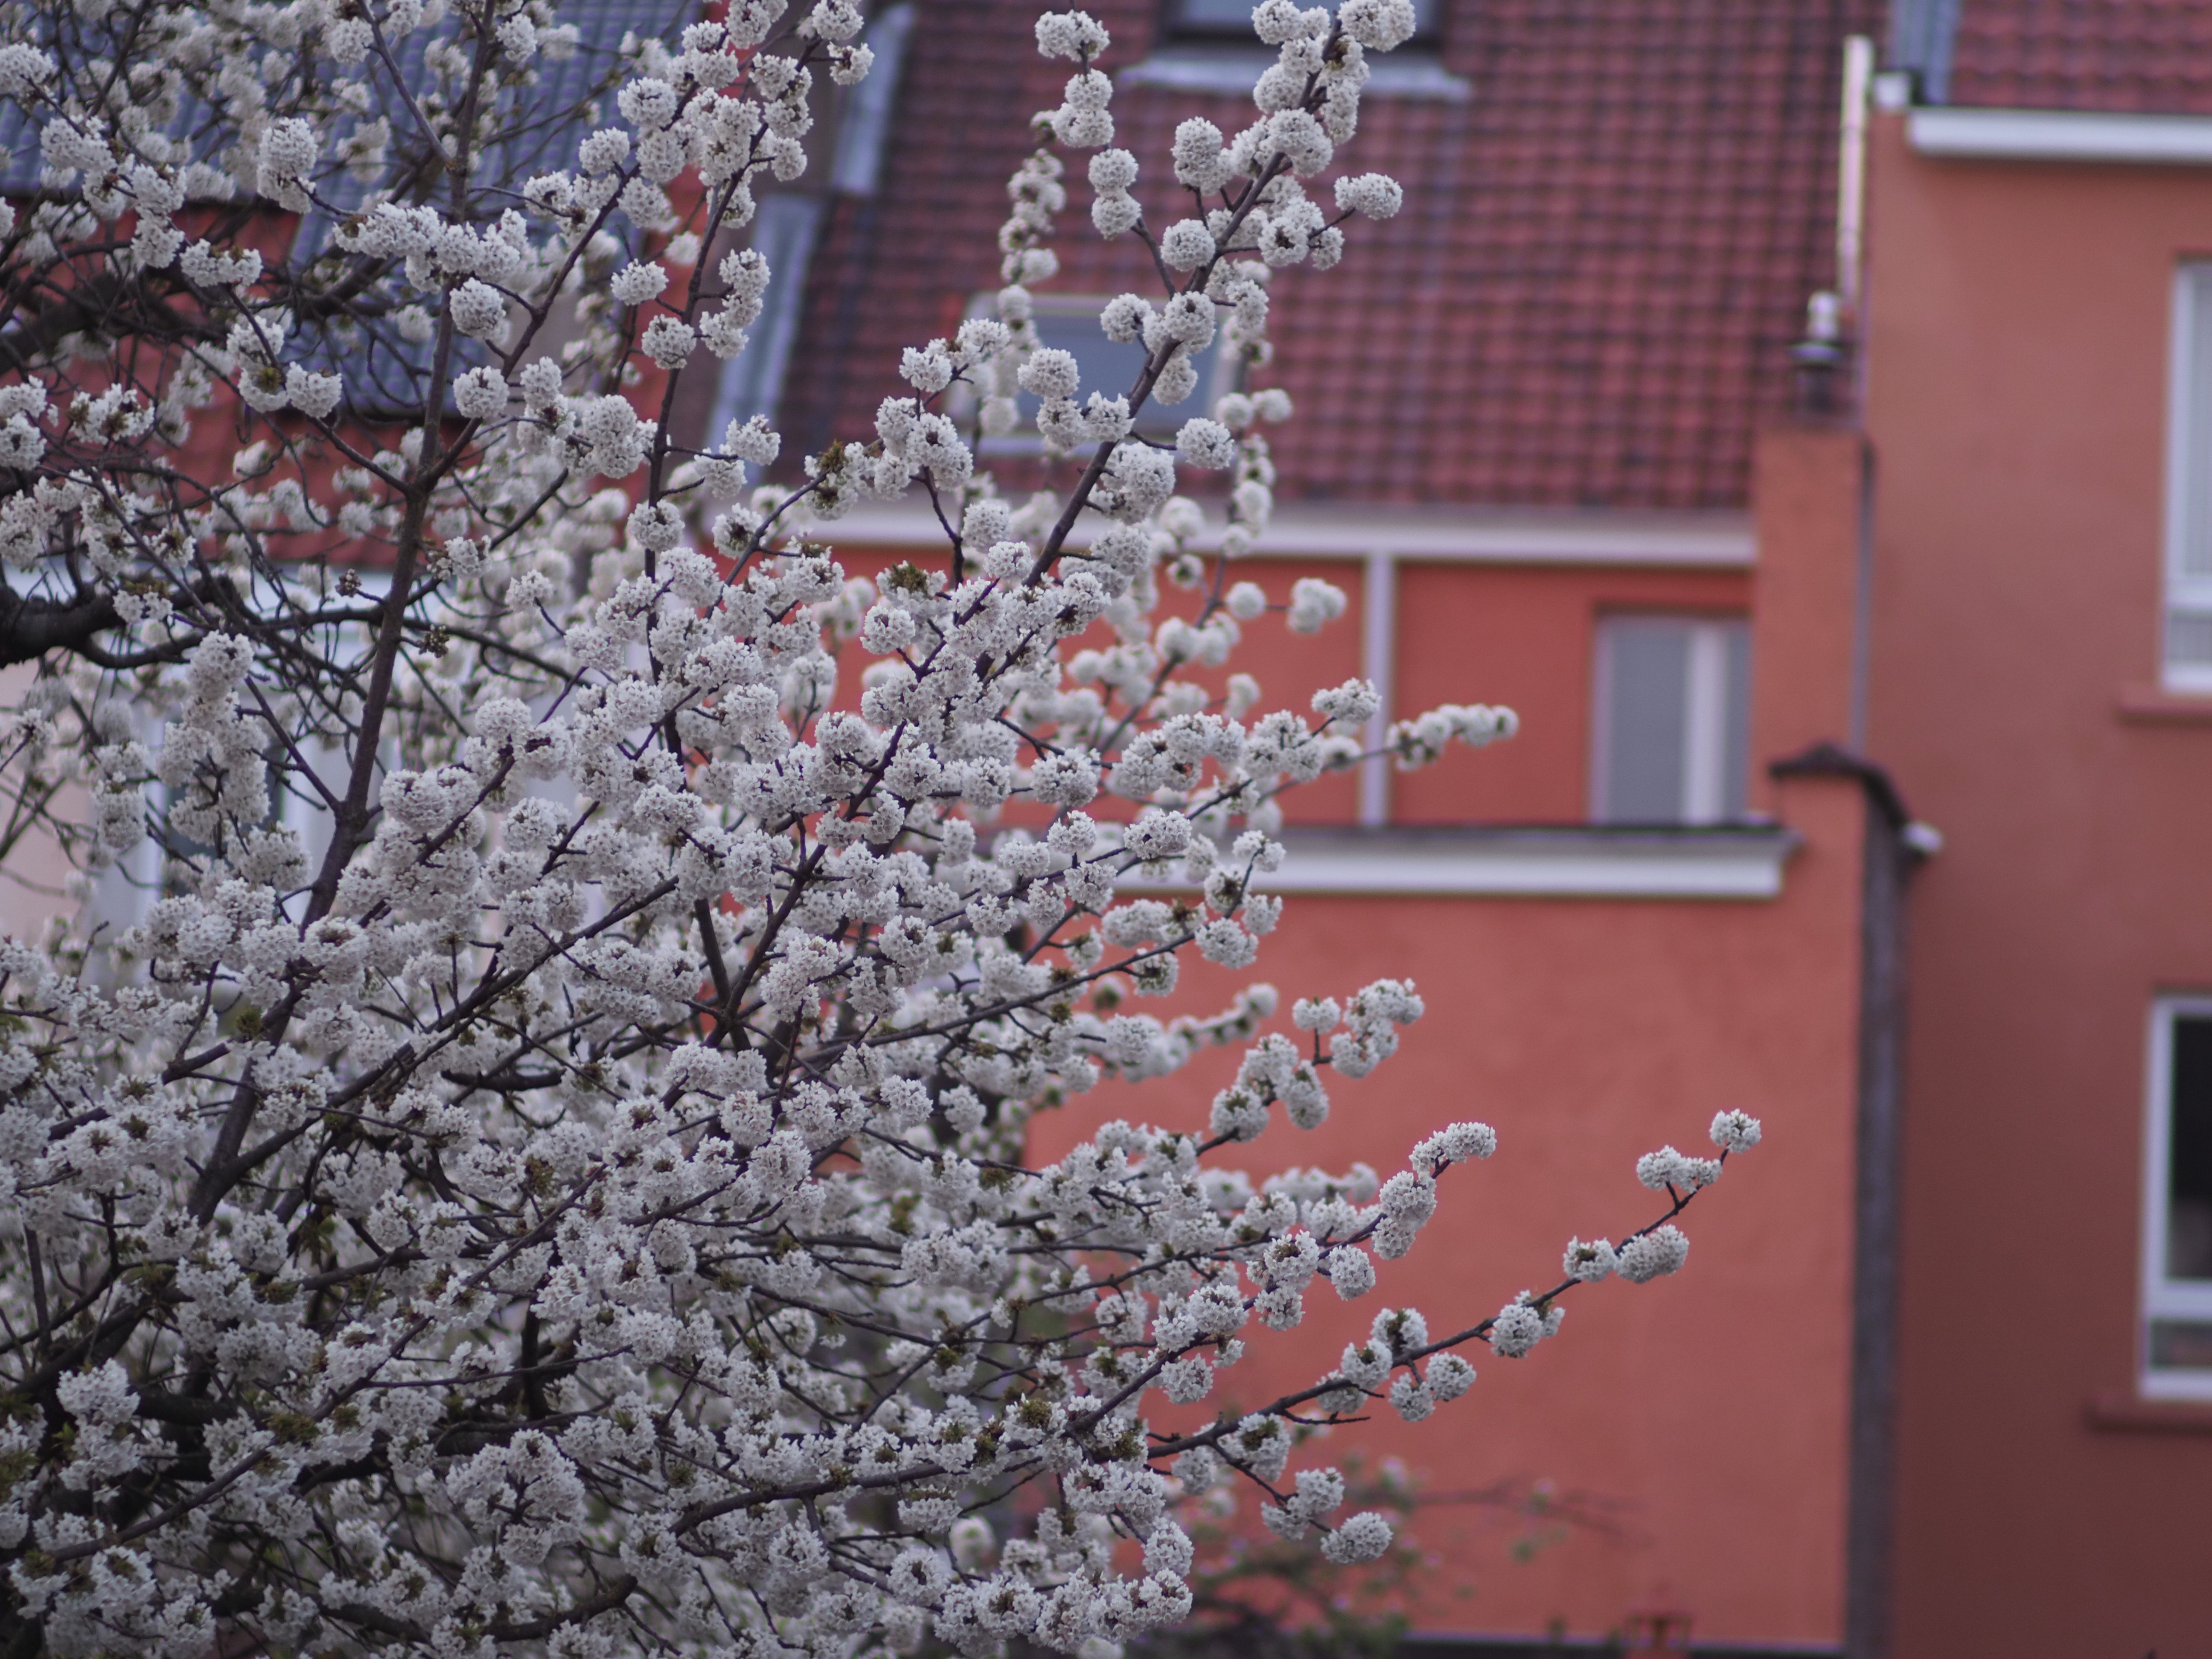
[1945,0,2212,113]
[781,0,1878,511]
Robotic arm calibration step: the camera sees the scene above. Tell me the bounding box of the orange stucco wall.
[825,437,1869,1644]
[1862,113,2212,1656]
[1393,564,1751,824]
[1027,772,1864,1642]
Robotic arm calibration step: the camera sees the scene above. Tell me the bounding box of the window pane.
[2169,1016,2212,1280]
[1597,620,1690,823]
[2149,1318,2212,1370]
[2183,272,2212,579]
[1170,0,1436,37]
[1595,617,1751,824]
[1014,311,1217,441]
[2168,609,2212,670]
[1173,0,1268,28]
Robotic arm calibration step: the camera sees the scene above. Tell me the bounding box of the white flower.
[901,344,953,393]
[1617,1225,1692,1283]
[518,357,563,410]
[1160,218,1216,270]
[256,117,316,210]
[617,76,679,130]
[804,0,864,42]
[1325,1246,1376,1299]
[55,1359,135,1426]
[1089,148,1138,193]
[1428,1353,1476,1401]
[452,366,506,419]
[1563,1237,1616,1282]
[1288,577,1345,632]
[1092,190,1141,239]
[612,261,669,306]
[628,501,682,552]
[0,44,56,99]
[1035,9,1110,61]
[1389,1373,1434,1421]
[579,128,631,175]
[1711,1109,1764,1153]
[1018,349,1080,400]
[1335,172,1405,220]
[1488,1299,1545,1358]
[642,316,697,368]
[449,279,506,339]
[1100,293,1153,342]
[1172,117,1232,192]
[725,415,781,464]
[285,366,343,420]
[1408,1122,1496,1180]
[1319,1511,1392,1564]
[1175,417,1236,469]
[1339,0,1421,51]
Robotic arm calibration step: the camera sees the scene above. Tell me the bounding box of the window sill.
[2084,1388,2212,1433]
[1118,46,1470,100]
[1123,824,1800,901]
[2117,684,2212,724]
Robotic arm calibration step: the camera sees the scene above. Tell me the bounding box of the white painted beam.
[1122,827,1799,902]
[1357,551,1397,828]
[1909,105,2212,166]
[827,501,1755,568]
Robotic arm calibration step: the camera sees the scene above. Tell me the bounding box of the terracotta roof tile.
[781,0,1877,511]
[1947,0,2212,113]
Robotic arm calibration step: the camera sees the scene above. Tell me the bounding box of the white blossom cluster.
[0,1,1760,1655]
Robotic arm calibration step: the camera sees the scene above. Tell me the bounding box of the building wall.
[1393,563,1750,824]
[1030,777,1865,1644]
[849,427,1869,1644]
[1862,114,2212,1656]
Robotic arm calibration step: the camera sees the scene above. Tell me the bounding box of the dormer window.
[1163,0,1442,46]
[956,294,1227,454]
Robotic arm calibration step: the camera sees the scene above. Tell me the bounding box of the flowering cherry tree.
[0,0,1763,1653]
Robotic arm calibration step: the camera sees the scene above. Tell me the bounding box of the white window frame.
[1589,614,1751,826]
[2161,265,2212,692]
[2142,995,2212,1398]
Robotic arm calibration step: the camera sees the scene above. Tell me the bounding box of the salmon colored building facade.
[1862,3,2212,1651]
[786,0,2212,1650]
[782,3,1901,1652]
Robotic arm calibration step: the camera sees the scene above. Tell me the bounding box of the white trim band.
[1124,827,1798,901]
[1118,47,1470,101]
[1908,105,2212,166]
[826,501,1755,568]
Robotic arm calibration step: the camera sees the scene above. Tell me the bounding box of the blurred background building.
[760,0,2212,1653]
